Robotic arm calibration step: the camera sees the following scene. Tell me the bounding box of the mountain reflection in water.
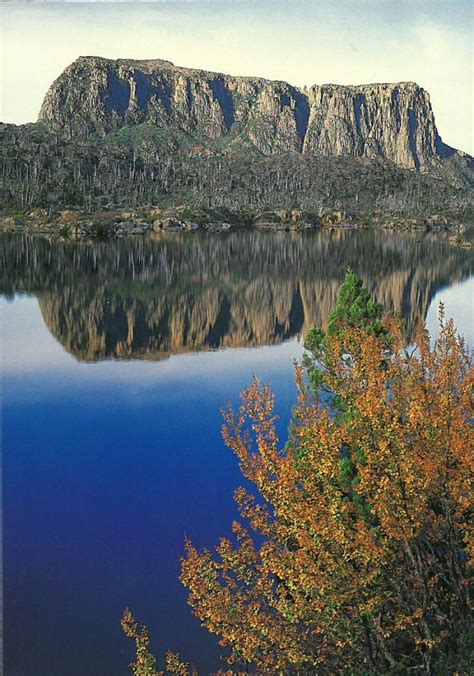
[1,229,472,362]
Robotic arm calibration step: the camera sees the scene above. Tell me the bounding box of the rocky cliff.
[38,56,452,170]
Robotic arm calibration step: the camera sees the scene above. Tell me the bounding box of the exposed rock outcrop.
[38,56,455,170]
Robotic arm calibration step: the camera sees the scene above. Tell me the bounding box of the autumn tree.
[179,277,473,673]
[123,274,472,673]
[121,608,192,676]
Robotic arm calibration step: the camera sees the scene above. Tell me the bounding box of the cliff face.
[38,56,449,170]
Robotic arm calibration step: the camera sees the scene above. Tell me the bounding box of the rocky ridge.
[2,57,472,224]
[39,56,455,170]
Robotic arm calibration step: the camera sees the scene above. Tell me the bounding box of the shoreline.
[1,205,472,244]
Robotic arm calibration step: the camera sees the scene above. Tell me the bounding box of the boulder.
[428,214,448,226]
[58,209,83,223]
[0,216,23,228]
[120,221,138,231]
[184,222,200,231]
[159,217,186,231]
[205,222,232,232]
[28,208,48,219]
[290,209,304,222]
[121,220,151,232]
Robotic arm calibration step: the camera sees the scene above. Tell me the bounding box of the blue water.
[1,231,473,676]
[2,296,306,675]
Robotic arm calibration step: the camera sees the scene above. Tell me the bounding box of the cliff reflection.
[1,230,472,361]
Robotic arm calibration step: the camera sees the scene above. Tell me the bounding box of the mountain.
[39,56,452,170]
[1,57,472,222]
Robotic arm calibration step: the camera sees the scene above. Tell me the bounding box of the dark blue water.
[2,231,473,675]
[2,297,305,676]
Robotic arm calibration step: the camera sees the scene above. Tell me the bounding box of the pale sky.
[1,0,473,154]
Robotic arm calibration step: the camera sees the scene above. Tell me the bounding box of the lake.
[1,229,473,675]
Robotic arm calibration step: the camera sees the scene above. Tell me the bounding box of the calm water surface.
[2,230,473,675]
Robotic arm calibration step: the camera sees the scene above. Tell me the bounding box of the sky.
[0,0,472,154]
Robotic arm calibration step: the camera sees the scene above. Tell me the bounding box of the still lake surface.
[2,229,473,676]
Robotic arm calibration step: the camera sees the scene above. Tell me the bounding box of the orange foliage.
[121,608,193,676]
[180,311,473,672]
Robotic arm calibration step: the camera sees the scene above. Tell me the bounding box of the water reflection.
[2,229,473,676]
[1,229,472,361]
